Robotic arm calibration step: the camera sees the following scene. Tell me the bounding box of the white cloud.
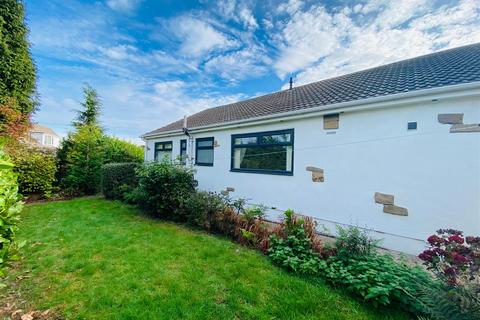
[106,0,142,12]
[238,7,258,30]
[165,15,239,57]
[274,0,480,87]
[277,0,303,15]
[273,5,346,78]
[204,46,269,82]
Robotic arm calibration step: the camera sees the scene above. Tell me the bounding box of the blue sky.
[26,0,480,143]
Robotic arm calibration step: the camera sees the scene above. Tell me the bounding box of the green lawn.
[11,197,408,319]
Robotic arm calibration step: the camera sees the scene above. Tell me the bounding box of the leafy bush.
[10,145,56,197]
[319,226,434,314]
[321,252,433,313]
[419,229,479,286]
[179,191,226,229]
[335,225,380,258]
[268,209,324,274]
[0,148,23,276]
[128,160,195,218]
[419,282,480,320]
[103,136,143,163]
[418,229,480,319]
[243,205,267,221]
[101,162,139,200]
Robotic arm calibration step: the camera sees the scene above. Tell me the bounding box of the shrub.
[335,225,380,258]
[0,148,23,276]
[128,160,195,218]
[268,209,324,274]
[103,136,143,163]
[418,229,480,319]
[321,252,433,313]
[10,145,56,197]
[243,205,267,221]
[419,282,480,320]
[101,162,139,200]
[419,229,479,286]
[179,191,226,229]
[320,226,434,314]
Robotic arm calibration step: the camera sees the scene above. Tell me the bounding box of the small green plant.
[335,225,380,258]
[243,205,267,221]
[268,209,323,275]
[240,228,257,246]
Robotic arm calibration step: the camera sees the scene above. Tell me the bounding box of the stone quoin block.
[383,204,409,216]
[374,192,394,205]
[306,166,324,182]
[438,113,464,124]
[450,123,480,133]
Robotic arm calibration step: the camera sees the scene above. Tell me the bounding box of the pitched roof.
[30,124,59,137]
[144,42,480,137]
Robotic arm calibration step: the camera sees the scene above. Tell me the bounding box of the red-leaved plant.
[419,229,480,286]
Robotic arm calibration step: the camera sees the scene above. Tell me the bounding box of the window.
[44,134,53,146]
[231,129,294,175]
[30,132,42,144]
[154,141,173,161]
[195,137,214,166]
[407,122,417,130]
[180,139,187,164]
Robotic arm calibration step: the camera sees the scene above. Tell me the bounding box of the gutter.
[141,81,480,140]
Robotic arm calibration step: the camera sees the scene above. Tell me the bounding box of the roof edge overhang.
[141,81,480,140]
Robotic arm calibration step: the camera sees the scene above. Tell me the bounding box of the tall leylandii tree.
[0,0,37,140]
[73,85,101,128]
[59,85,105,195]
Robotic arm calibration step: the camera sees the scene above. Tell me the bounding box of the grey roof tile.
[145,43,480,136]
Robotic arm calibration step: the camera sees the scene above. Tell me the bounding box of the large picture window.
[154,141,172,161]
[231,129,294,175]
[195,137,214,166]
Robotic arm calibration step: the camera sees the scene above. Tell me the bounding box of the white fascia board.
[141,81,480,140]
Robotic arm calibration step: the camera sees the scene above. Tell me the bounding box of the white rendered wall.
[145,96,480,254]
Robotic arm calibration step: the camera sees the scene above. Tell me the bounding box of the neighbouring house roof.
[29,124,59,137]
[144,42,480,137]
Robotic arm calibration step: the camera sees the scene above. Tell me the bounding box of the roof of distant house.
[30,124,59,137]
[144,42,480,137]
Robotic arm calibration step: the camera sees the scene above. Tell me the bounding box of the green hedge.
[101,162,139,200]
[10,146,57,197]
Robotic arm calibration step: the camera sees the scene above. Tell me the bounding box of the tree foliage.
[0,0,37,118]
[73,85,101,128]
[103,136,143,163]
[61,125,105,195]
[0,147,23,276]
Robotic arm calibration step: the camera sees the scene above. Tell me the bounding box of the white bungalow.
[142,43,480,254]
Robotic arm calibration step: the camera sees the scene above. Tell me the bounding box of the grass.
[10,197,408,319]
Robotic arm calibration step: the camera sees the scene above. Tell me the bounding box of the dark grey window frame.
[195,137,214,166]
[230,129,294,176]
[180,139,187,164]
[154,141,173,161]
